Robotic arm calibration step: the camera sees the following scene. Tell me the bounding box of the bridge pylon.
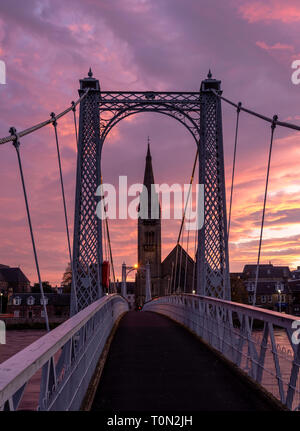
[197,72,231,300]
[71,70,103,315]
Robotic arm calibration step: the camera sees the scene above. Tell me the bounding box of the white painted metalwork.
[143,294,300,410]
[0,294,128,411]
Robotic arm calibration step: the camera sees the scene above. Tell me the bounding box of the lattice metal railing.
[0,294,128,411]
[143,294,300,410]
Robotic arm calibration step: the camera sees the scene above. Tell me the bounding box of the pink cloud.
[239,1,300,23]
[256,41,294,52]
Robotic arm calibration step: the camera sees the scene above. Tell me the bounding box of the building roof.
[0,267,30,285]
[161,244,195,277]
[242,264,291,279]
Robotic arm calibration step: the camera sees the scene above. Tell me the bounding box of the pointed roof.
[143,137,155,190]
[140,138,160,220]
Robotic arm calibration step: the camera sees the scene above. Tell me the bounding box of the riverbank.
[1,317,67,330]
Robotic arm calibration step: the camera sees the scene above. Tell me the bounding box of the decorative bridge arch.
[71,70,230,315]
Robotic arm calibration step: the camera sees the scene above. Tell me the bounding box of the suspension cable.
[9,127,50,332]
[210,89,300,132]
[71,101,79,150]
[101,177,117,293]
[50,113,78,313]
[192,222,198,294]
[228,102,242,238]
[105,216,117,293]
[0,90,89,146]
[173,150,198,293]
[177,150,199,244]
[252,115,278,307]
[183,191,193,293]
[177,243,183,293]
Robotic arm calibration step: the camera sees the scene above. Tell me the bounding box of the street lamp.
[0,293,3,314]
[121,262,152,304]
[121,263,139,297]
[137,262,152,303]
[276,282,282,313]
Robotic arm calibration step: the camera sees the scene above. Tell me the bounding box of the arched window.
[13,296,21,306]
[40,297,48,306]
[27,296,35,306]
[145,231,155,245]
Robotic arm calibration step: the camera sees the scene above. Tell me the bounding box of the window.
[145,231,155,245]
[268,295,272,303]
[276,282,284,292]
[261,295,266,303]
[41,310,45,317]
[40,297,48,306]
[27,296,35,306]
[247,282,255,292]
[13,297,21,306]
[14,310,20,317]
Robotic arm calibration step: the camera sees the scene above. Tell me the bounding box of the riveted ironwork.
[71,72,102,315]
[198,76,230,300]
[71,72,230,314]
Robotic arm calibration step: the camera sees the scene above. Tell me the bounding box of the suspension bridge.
[0,69,300,411]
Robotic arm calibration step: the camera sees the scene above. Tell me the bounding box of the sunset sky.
[0,0,300,285]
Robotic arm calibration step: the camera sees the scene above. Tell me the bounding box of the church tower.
[136,139,161,307]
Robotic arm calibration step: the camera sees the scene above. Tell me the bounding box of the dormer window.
[27,296,35,306]
[247,282,255,292]
[40,297,48,306]
[13,296,21,306]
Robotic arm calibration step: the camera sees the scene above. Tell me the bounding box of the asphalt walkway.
[92,311,278,411]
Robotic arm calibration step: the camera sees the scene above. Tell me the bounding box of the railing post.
[121,262,127,298]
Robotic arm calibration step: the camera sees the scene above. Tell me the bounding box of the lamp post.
[276,282,282,313]
[0,293,3,314]
[278,289,282,313]
[121,262,138,298]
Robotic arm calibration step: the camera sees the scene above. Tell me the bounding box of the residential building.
[7,293,70,320]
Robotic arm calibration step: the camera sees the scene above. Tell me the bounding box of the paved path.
[92,311,278,411]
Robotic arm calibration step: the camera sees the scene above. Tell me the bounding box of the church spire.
[143,137,155,191]
[147,136,151,158]
[140,137,159,220]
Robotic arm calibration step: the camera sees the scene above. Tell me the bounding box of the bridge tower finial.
[88,67,93,78]
[207,69,212,79]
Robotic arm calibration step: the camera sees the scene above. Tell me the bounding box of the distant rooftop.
[242,264,291,279]
[0,265,30,284]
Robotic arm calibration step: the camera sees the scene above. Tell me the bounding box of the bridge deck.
[91,311,278,411]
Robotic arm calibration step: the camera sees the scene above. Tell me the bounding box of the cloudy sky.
[0,0,300,285]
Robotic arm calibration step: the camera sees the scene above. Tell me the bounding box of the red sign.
[102,261,110,289]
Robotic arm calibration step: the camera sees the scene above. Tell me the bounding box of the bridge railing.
[143,294,300,410]
[0,294,128,411]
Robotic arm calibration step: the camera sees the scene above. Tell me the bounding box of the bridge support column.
[197,72,231,300]
[121,263,127,298]
[71,70,103,315]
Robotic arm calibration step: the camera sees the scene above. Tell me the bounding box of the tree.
[32,281,53,293]
[230,276,248,304]
[62,263,72,293]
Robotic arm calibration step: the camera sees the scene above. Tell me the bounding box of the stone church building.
[136,143,196,307]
